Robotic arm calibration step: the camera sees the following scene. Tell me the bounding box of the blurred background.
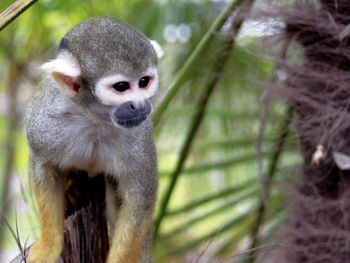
[0,0,304,262]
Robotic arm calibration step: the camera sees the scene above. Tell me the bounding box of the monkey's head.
[41,17,163,128]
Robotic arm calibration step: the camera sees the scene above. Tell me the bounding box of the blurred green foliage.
[0,0,301,262]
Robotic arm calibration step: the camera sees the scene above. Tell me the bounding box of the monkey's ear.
[41,51,81,97]
[150,40,164,59]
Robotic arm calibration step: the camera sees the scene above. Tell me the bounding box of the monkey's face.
[41,17,162,129]
[93,68,159,128]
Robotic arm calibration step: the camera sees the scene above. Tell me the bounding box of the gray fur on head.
[59,17,158,85]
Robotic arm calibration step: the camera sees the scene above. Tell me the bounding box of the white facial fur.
[94,68,158,106]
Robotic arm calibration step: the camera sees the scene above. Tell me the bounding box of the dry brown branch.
[61,172,109,263]
[259,0,350,262]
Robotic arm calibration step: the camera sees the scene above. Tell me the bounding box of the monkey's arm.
[108,198,154,263]
[28,162,65,263]
[107,170,157,263]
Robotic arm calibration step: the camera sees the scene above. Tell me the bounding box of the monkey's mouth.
[117,115,148,128]
[114,100,152,128]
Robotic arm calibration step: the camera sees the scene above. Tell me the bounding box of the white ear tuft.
[150,40,164,59]
[41,50,81,97]
[41,50,81,77]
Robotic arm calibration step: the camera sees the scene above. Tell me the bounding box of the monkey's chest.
[54,131,133,175]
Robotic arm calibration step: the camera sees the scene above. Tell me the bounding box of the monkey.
[24,17,162,263]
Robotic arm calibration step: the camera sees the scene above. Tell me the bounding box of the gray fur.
[25,17,158,263]
[60,17,158,87]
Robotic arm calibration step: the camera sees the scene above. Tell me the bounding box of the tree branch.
[247,106,293,262]
[0,0,38,31]
[153,0,256,241]
[152,0,247,127]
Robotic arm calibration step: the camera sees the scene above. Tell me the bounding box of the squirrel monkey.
[25,17,162,263]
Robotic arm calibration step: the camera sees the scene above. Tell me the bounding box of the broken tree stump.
[61,171,109,263]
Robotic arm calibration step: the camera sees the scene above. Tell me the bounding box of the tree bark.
[61,172,109,263]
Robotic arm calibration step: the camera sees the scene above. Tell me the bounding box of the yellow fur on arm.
[28,177,65,263]
[107,218,153,263]
[107,193,154,263]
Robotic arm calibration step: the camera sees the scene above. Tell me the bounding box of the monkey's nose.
[129,102,136,111]
[122,101,137,111]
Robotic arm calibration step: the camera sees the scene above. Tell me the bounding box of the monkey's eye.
[112,81,130,92]
[139,76,150,88]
